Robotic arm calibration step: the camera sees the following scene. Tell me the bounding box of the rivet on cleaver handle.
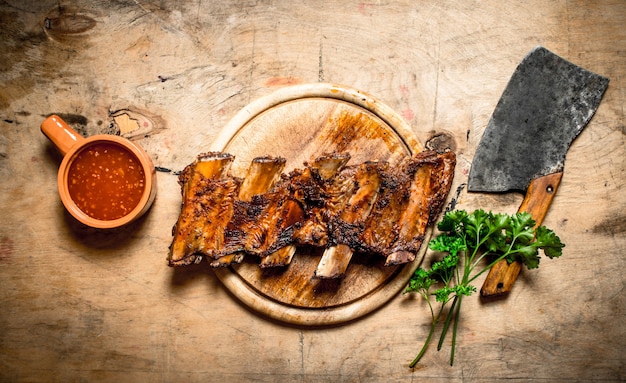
[467,46,609,296]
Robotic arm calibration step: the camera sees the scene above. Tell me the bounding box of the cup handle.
[41,115,84,156]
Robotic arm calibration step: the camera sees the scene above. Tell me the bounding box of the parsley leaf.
[535,225,565,259]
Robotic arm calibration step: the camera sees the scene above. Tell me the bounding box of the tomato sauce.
[68,142,146,220]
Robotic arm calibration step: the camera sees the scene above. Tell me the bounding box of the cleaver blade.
[468,46,609,297]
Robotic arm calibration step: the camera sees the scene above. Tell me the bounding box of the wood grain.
[0,1,624,382]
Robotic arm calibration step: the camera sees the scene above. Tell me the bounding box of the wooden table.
[1,1,624,381]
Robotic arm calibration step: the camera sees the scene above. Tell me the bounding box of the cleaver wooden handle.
[480,171,563,297]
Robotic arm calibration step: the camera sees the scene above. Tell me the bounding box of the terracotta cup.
[41,115,157,229]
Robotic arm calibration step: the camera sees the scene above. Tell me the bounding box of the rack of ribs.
[168,150,456,278]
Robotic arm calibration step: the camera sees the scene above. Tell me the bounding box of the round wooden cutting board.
[209,83,429,326]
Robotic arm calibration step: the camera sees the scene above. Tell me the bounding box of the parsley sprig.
[404,209,565,367]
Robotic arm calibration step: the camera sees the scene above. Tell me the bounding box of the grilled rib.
[261,153,351,267]
[258,169,310,267]
[385,150,456,266]
[210,156,286,267]
[245,170,306,259]
[358,161,411,256]
[168,152,236,266]
[315,161,385,278]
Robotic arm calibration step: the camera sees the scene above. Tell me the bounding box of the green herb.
[404,209,565,367]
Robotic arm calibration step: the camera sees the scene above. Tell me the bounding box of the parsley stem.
[409,304,445,368]
[437,295,458,351]
[409,320,435,368]
[469,248,488,271]
[468,253,510,284]
[450,294,464,366]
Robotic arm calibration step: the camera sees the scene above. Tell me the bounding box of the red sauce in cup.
[67,142,146,220]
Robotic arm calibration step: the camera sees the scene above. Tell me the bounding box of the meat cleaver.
[468,46,609,297]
